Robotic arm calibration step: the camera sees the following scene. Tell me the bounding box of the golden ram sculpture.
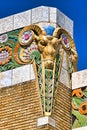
[19,24,78,71]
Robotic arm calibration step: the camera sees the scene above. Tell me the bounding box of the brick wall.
[0,6,74,130]
[52,81,72,130]
[0,80,72,130]
[0,80,42,130]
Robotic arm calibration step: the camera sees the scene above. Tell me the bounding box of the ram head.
[19,25,78,70]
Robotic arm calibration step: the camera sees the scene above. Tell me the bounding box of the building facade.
[0,6,86,130]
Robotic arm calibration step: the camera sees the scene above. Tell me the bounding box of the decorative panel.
[0,24,77,117]
[0,28,40,72]
[72,87,87,129]
[0,29,22,72]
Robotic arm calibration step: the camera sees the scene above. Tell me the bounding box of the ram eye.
[40,40,47,46]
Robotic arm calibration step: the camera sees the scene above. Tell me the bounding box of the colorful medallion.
[0,46,12,65]
[61,34,71,50]
[19,30,34,46]
[19,44,38,63]
[0,34,8,44]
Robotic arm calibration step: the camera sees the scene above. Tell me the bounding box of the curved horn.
[53,27,78,72]
[53,27,62,38]
[53,27,76,50]
[20,24,44,35]
[19,24,46,46]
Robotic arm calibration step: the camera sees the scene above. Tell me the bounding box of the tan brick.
[0,80,71,130]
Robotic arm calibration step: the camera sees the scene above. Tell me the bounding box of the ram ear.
[53,27,76,50]
[18,24,45,46]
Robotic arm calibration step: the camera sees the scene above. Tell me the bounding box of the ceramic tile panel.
[72,86,87,129]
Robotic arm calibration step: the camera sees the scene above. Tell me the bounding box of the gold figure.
[38,35,61,69]
[53,27,78,71]
[19,25,78,116]
[19,25,78,71]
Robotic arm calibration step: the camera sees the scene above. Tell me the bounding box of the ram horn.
[53,27,76,50]
[19,24,46,46]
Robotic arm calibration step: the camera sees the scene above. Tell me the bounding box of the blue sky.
[0,0,87,71]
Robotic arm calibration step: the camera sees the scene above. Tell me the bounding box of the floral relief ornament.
[19,43,38,63]
[0,34,8,43]
[0,46,12,65]
[19,29,35,46]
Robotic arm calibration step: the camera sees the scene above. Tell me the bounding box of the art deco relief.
[0,24,78,116]
[72,87,87,128]
[18,24,78,116]
[0,24,77,72]
[0,46,12,65]
[19,25,78,70]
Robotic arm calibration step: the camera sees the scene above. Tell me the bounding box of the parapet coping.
[72,69,87,90]
[0,6,73,36]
